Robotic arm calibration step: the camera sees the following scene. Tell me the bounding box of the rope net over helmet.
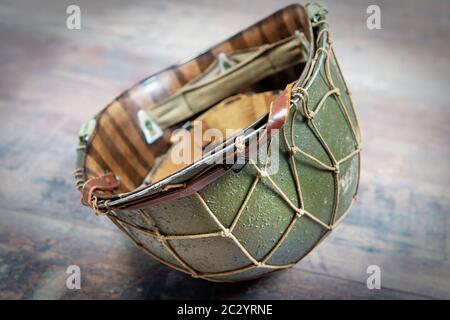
[75,3,361,282]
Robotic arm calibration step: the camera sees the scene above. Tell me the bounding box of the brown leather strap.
[81,173,120,206]
[124,167,227,210]
[266,82,294,136]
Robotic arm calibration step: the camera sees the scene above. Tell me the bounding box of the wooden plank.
[0,208,426,300]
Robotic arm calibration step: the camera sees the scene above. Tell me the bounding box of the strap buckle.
[81,173,120,211]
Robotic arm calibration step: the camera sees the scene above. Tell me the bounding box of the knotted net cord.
[102,21,362,282]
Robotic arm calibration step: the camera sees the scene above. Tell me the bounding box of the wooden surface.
[0,0,449,299]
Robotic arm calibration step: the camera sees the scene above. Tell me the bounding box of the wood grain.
[0,0,449,299]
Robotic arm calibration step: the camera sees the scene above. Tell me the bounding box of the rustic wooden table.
[0,0,449,299]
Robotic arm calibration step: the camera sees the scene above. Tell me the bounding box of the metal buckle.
[222,135,248,173]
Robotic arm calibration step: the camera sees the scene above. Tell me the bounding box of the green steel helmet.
[75,3,361,282]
